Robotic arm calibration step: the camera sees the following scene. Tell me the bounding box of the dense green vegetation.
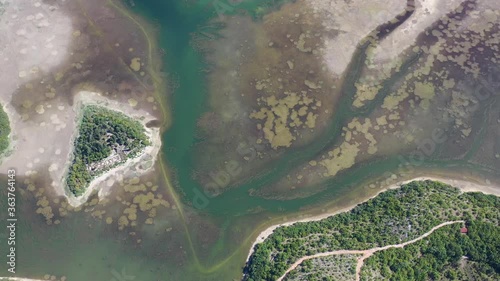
[284,254,360,281]
[67,105,150,195]
[0,104,10,155]
[283,220,500,281]
[361,221,499,280]
[244,181,500,280]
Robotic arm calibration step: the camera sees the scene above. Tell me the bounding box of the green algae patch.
[66,105,150,196]
[0,104,10,155]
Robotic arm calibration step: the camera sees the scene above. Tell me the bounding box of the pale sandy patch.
[305,0,406,76]
[370,0,465,64]
[0,0,72,83]
[0,0,75,194]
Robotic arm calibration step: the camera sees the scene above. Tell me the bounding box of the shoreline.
[245,176,500,263]
[61,91,162,207]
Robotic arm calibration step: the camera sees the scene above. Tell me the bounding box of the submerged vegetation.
[67,105,150,196]
[244,181,500,280]
[0,104,10,155]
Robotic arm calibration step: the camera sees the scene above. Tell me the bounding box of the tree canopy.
[67,105,150,195]
[244,181,500,281]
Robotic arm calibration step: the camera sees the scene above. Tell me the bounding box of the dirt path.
[277,220,464,281]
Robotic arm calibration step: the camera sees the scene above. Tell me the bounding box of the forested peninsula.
[244,181,500,281]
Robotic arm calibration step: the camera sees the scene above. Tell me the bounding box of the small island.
[66,105,151,196]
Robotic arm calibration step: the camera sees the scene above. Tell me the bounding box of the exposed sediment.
[62,91,162,207]
[0,0,166,221]
[255,0,500,199]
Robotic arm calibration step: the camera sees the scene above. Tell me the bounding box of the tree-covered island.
[66,105,150,196]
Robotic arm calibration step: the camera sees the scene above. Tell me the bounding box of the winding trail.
[277,220,464,281]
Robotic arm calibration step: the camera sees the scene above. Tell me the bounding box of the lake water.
[0,0,499,280]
